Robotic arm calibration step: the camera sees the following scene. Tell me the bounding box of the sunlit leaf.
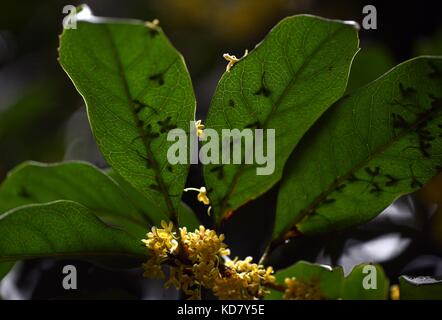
[59,6,196,224]
[203,15,359,223]
[276,57,442,238]
[0,201,145,263]
[0,161,147,237]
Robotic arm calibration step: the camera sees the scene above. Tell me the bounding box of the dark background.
[0,0,441,299]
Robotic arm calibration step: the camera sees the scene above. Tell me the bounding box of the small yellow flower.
[141,220,178,258]
[263,266,276,284]
[184,186,210,205]
[223,49,248,72]
[181,225,230,262]
[145,18,160,28]
[197,188,210,205]
[183,186,212,215]
[212,256,275,300]
[283,277,323,300]
[142,258,165,279]
[195,120,205,138]
[390,284,400,300]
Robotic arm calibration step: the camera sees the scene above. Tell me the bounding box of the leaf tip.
[343,20,360,30]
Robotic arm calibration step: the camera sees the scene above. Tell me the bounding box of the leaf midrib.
[280,92,442,238]
[102,25,177,221]
[217,24,350,221]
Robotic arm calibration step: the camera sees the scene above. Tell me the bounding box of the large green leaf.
[399,276,442,300]
[0,201,145,263]
[275,57,442,238]
[203,15,359,222]
[266,261,388,300]
[0,161,147,237]
[59,6,196,223]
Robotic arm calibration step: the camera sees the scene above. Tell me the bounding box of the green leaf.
[59,6,196,223]
[0,200,145,263]
[399,275,442,300]
[275,57,442,238]
[346,44,395,93]
[266,261,344,299]
[108,170,200,230]
[341,264,389,300]
[0,161,147,238]
[203,15,359,222]
[266,261,388,300]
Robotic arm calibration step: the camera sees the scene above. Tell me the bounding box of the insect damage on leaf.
[204,15,360,224]
[254,72,272,97]
[275,57,442,238]
[58,6,196,221]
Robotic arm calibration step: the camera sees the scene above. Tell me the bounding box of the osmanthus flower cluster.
[141,221,324,300]
[141,221,276,299]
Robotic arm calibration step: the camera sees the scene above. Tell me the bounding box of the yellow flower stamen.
[195,120,205,138]
[145,18,160,28]
[183,186,211,216]
[223,49,248,72]
[196,187,210,205]
[184,187,210,205]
